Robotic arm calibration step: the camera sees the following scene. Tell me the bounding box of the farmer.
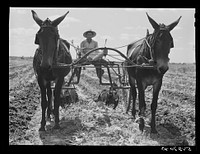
[79,30,107,79]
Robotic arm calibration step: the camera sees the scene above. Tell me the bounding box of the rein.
[144,38,154,62]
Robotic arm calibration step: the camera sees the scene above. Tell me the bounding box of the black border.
[8,1,199,152]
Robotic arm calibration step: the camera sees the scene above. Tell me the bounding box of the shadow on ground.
[39,117,83,145]
[142,122,189,146]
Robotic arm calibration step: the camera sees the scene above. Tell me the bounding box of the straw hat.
[83,30,96,38]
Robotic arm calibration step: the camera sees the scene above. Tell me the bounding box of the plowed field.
[9,56,195,146]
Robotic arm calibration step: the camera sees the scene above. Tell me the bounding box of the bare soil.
[9,57,195,146]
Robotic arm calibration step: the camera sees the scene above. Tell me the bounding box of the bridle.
[35,18,61,67]
[144,24,173,65]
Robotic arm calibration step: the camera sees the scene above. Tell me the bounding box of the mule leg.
[53,78,64,129]
[137,81,146,117]
[131,86,137,118]
[150,79,162,133]
[127,76,137,119]
[46,81,52,121]
[38,78,47,131]
[126,87,131,113]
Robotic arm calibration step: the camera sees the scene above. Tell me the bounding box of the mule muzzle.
[40,61,52,70]
[157,65,168,74]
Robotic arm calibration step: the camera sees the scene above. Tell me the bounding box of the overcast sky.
[9,7,195,63]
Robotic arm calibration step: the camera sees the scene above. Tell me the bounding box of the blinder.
[34,25,59,45]
[35,33,40,44]
[170,35,174,48]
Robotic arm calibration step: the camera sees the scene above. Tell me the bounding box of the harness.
[143,38,154,64]
[143,31,158,65]
[130,25,174,66]
[127,35,156,65]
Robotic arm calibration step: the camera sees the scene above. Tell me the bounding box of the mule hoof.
[138,118,145,132]
[39,126,46,132]
[113,106,117,110]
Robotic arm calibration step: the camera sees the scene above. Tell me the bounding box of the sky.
[9,7,195,63]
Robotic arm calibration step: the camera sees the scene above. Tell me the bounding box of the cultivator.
[52,46,156,110]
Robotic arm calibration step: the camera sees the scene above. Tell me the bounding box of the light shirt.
[80,39,99,59]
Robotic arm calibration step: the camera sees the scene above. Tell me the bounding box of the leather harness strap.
[144,38,154,62]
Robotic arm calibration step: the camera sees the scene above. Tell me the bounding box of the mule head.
[31,10,69,69]
[146,13,181,74]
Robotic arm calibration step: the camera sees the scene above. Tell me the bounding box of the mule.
[126,13,181,133]
[32,10,72,131]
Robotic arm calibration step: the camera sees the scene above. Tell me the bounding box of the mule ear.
[52,11,69,27]
[146,12,159,30]
[167,16,182,31]
[31,10,43,26]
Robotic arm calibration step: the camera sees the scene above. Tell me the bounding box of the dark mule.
[126,13,181,133]
[32,10,72,131]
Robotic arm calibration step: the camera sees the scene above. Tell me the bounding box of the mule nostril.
[40,63,52,70]
[158,67,168,74]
